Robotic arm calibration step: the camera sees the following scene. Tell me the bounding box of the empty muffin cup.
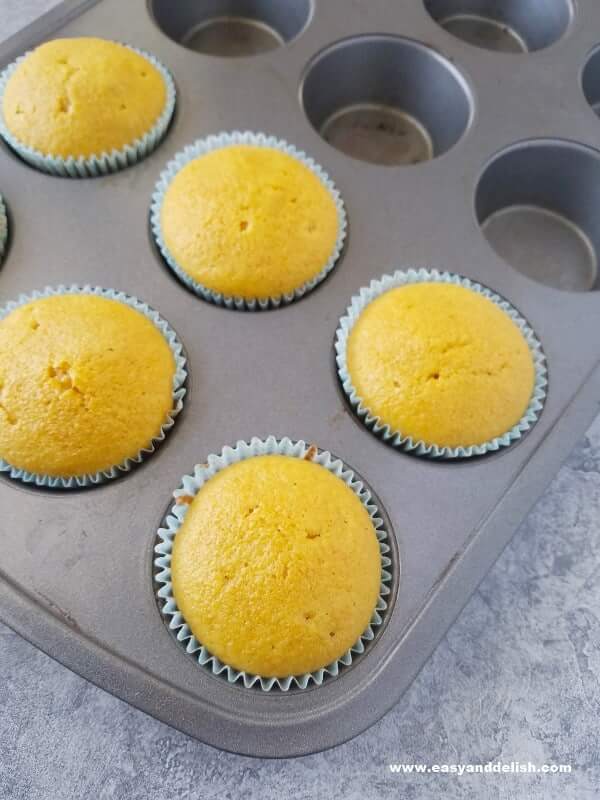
[301,35,473,165]
[582,45,600,118]
[149,0,312,57]
[424,0,574,53]
[476,139,600,292]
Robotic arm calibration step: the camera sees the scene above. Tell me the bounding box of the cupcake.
[155,438,391,690]
[336,270,547,458]
[0,38,176,176]
[151,132,347,309]
[0,287,186,487]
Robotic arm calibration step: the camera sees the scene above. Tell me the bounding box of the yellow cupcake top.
[0,294,176,477]
[171,454,381,677]
[346,282,535,448]
[2,38,167,158]
[160,145,340,300]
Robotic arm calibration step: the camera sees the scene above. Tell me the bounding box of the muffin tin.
[1,0,600,758]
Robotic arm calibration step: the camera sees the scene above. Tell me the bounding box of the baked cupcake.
[151,132,347,309]
[336,270,547,458]
[0,287,186,487]
[155,438,391,690]
[0,38,175,176]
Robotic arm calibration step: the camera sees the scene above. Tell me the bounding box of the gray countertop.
[1,3,600,798]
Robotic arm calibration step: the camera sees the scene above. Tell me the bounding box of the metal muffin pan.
[1,0,600,758]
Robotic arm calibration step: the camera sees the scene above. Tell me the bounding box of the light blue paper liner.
[0,285,187,488]
[154,436,393,691]
[0,43,176,177]
[150,131,348,310]
[0,194,6,262]
[335,269,548,459]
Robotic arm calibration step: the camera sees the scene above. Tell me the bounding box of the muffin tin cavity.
[301,35,473,165]
[476,140,600,292]
[582,46,600,117]
[148,0,312,57]
[424,0,573,53]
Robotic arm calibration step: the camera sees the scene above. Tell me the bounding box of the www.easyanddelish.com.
[389,762,572,776]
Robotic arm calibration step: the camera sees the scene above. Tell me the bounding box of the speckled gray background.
[1,3,600,799]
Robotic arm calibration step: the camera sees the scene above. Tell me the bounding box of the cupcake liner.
[154,436,393,691]
[150,131,348,310]
[0,285,187,488]
[0,44,176,177]
[335,268,548,459]
[0,194,6,262]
